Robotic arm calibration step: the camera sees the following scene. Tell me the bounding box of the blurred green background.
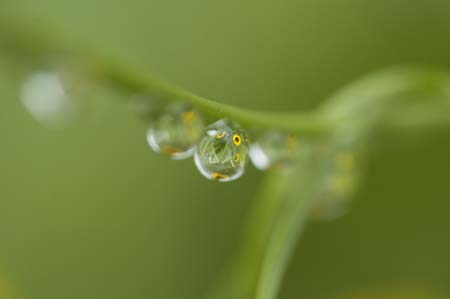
[0,0,450,298]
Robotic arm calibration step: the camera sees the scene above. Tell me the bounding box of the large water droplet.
[194,119,249,182]
[21,70,76,128]
[249,131,299,171]
[146,103,205,159]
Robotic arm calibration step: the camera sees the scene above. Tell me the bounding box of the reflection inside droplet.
[194,119,249,182]
[21,71,76,127]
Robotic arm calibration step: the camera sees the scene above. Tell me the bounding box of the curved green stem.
[0,15,330,136]
[2,15,449,137]
[321,66,450,123]
[99,58,332,135]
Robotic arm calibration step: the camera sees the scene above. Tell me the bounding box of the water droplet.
[249,131,299,171]
[310,142,362,221]
[194,119,249,182]
[146,103,205,159]
[20,70,77,128]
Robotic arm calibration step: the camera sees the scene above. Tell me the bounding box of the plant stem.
[3,15,449,137]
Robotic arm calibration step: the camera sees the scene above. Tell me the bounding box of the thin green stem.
[0,15,331,136]
[98,58,332,135]
[2,15,449,138]
[206,172,293,299]
[321,66,450,123]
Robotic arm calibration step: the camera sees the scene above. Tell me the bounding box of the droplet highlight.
[194,119,249,182]
[146,103,205,159]
[249,131,299,171]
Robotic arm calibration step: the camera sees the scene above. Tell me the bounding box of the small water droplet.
[20,70,77,128]
[249,131,299,171]
[146,103,205,159]
[194,119,249,182]
[310,141,362,221]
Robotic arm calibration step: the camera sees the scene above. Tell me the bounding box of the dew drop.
[249,131,299,171]
[20,70,77,128]
[146,103,205,159]
[310,142,362,221]
[194,119,249,182]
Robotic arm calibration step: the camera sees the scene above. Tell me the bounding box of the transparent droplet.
[20,70,77,128]
[194,119,249,182]
[310,142,362,221]
[146,103,205,159]
[249,131,299,171]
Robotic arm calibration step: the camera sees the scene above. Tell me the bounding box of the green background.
[0,0,449,298]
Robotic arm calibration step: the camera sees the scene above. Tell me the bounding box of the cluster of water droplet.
[17,66,363,197]
[139,99,304,182]
[140,100,365,219]
[144,103,251,181]
[19,65,302,182]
